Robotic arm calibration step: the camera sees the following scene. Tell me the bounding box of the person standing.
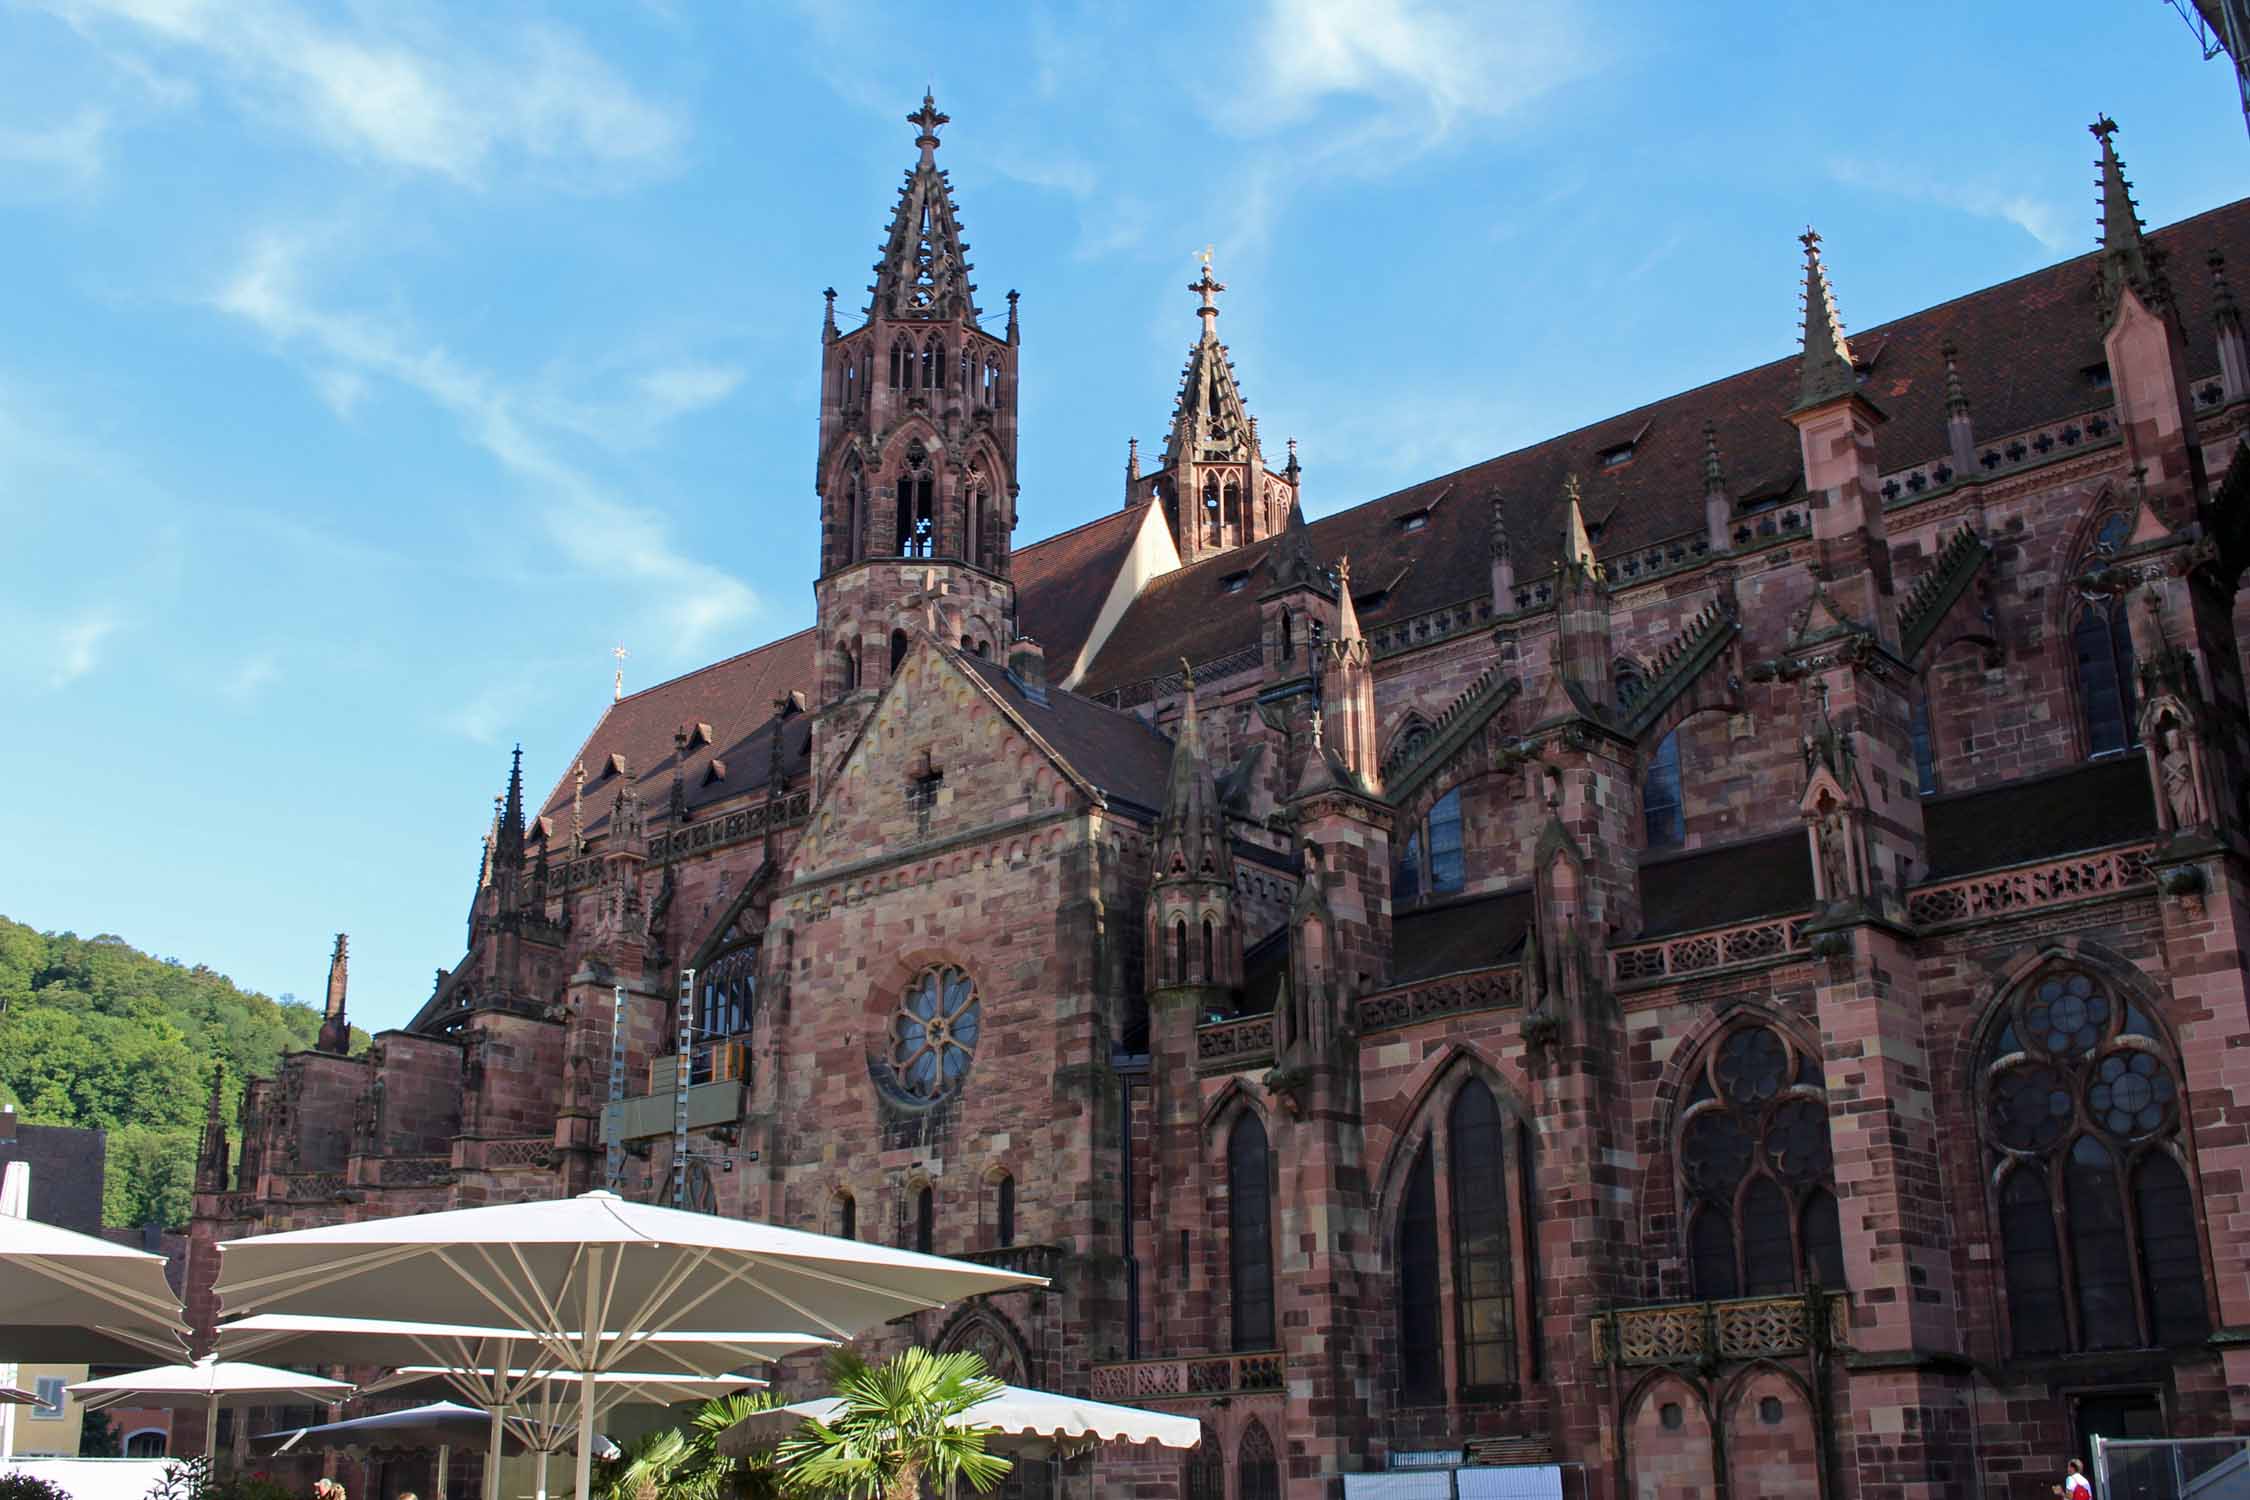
[2054,1457,2094,1499]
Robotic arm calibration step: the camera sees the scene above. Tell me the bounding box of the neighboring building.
[187,104,2250,1499]
[1,1113,102,1459]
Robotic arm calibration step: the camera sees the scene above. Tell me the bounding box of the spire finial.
[612,643,628,701]
[908,90,948,164]
[1489,488,1510,560]
[1701,420,1726,495]
[1792,225,1867,413]
[1561,474,1601,576]
[1126,436,1140,479]
[2211,250,2238,316]
[2092,114,2169,321]
[822,286,837,338]
[1941,340,1971,418]
[1190,248,1225,340]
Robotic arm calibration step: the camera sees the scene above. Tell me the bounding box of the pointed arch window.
[2074,600,2138,757]
[1182,1431,1225,1500]
[983,356,1001,406]
[1643,730,1684,847]
[1237,1421,1279,1500]
[1201,918,1216,983]
[994,1173,1016,1248]
[914,1183,935,1254]
[1980,966,2207,1353]
[890,629,909,678]
[1391,1075,1535,1401]
[1228,1113,1275,1351]
[1173,919,1188,985]
[896,442,935,558]
[1677,1020,1843,1300]
[1393,786,1466,907]
[923,336,945,390]
[834,1191,856,1241]
[1398,1146,1441,1404]
[1223,479,1242,541]
[1910,689,1938,795]
[888,337,910,390]
[1203,475,1222,547]
[694,942,758,1046]
[1449,1080,1515,1391]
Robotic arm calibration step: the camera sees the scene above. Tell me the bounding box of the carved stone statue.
[1816,803,1853,902]
[2154,714,2206,830]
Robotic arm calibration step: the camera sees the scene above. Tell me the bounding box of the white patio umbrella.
[254,1399,608,1500]
[361,1370,756,1500]
[214,1191,1044,1500]
[0,1385,38,1405]
[1,1214,187,1363]
[213,1315,825,1500]
[717,1383,1204,1460]
[71,1357,354,1465]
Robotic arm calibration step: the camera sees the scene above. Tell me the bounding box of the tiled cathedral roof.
[1075,196,2250,696]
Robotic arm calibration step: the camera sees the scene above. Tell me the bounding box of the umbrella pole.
[536,1447,549,1500]
[486,1405,506,1500]
[204,1402,219,1473]
[438,1443,451,1500]
[575,1244,602,1500]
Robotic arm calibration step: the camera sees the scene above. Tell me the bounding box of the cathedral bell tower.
[1130,255,1298,564]
[812,94,1020,789]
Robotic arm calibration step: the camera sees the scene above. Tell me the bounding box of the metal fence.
[2093,1436,2250,1500]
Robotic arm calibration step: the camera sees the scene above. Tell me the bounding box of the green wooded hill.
[0,916,367,1228]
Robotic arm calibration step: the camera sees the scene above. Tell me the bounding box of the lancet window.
[1643,730,1684,847]
[1677,1020,1844,1300]
[2074,512,2138,759]
[1393,786,1466,908]
[896,441,935,558]
[1228,1113,1276,1351]
[1981,965,2206,1354]
[1394,1076,1531,1402]
[1237,1421,1279,1500]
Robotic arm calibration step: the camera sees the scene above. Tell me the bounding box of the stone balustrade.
[1194,1013,1275,1073]
[1089,1349,1286,1403]
[1591,1291,1850,1366]
[1612,913,1811,986]
[1905,841,2154,928]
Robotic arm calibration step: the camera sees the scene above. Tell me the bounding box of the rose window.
[891,964,981,1097]
[2087,1050,2176,1138]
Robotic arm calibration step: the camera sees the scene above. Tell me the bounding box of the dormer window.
[604,753,629,778]
[1220,570,1251,594]
[702,759,728,786]
[1597,441,1635,470]
[1397,510,1429,532]
[2083,361,2114,391]
[688,722,715,749]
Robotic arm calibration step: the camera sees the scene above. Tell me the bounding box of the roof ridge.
[1014,497,1154,555]
[1199,194,2247,539]
[609,626,818,709]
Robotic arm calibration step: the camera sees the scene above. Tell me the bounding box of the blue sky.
[0,0,2239,1033]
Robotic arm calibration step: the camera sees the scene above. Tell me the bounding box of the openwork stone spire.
[1794,228,1860,412]
[1153,662,1233,886]
[317,933,350,1054]
[1162,252,1257,473]
[2092,115,2171,324]
[870,91,978,322]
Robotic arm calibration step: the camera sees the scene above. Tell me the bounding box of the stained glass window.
[1644,731,1684,846]
[1982,966,2207,1352]
[1238,1421,1280,1500]
[1450,1081,1515,1391]
[1229,1114,1275,1351]
[890,964,981,1099]
[2074,601,2138,757]
[1677,1022,1841,1299]
[1398,1146,1441,1404]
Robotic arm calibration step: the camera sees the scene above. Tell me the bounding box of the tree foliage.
[776,1349,1008,1500]
[0,915,366,1227]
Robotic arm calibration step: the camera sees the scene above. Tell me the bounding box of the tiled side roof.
[530,508,1158,842]
[1390,889,1532,987]
[956,652,1176,815]
[532,630,818,842]
[1076,197,2250,697]
[1920,755,2154,878]
[1012,503,1152,672]
[1640,832,1814,937]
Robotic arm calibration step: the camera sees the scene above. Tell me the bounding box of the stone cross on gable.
[613,643,629,702]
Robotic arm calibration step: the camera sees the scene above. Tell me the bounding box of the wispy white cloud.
[312,366,368,417]
[0,108,108,182]
[989,145,1154,261]
[220,649,279,701]
[635,364,742,420]
[44,0,683,185]
[1827,157,2073,254]
[1220,0,1595,160]
[49,607,123,687]
[215,230,759,652]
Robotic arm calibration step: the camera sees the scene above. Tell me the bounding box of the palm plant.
[775,1348,1009,1500]
[596,1392,787,1500]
